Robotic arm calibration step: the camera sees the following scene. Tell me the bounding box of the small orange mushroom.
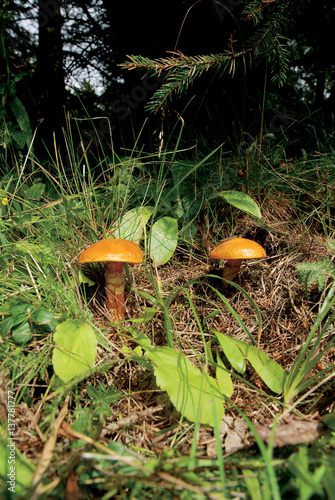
[210,237,266,284]
[78,238,143,321]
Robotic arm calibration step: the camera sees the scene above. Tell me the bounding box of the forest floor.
[1,157,335,499]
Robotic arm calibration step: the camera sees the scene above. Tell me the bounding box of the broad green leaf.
[116,206,154,243]
[11,321,33,344]
[149,216,178,265]
[11,313,31,327]
[0,439,35,493]
[216,332,286,393]
[234,338,286,394]
[121,344,143,356]
[146,346,224,427]
[213,191,262,219]
[52,319,97,382]
[215,351,234,398]
[40,322,58,333]
[31,308,54,325]
[8,127,26,149]
[25,183,45,201]
[215,331,246,374]
[10,302,31,316]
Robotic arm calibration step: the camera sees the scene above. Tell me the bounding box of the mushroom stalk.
[222,259,243,282]
[104,262,126,321]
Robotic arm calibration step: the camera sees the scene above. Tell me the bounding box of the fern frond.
[297,259,335,296]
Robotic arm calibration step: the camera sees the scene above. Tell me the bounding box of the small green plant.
[297,258,335,297]
[0,299,58,344]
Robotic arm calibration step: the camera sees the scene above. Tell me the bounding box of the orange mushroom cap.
[210,237,266,260]
[78,238,144,264]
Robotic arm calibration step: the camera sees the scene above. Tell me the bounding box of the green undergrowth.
[1,121,335,498]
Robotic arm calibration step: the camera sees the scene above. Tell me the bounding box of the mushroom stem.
[104,261,126,321]
[222,259,243,282]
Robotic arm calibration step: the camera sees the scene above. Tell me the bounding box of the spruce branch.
[120,0,293,111]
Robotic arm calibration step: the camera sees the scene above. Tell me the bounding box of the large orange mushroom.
[210,237,266,284]
[78,238,143,321]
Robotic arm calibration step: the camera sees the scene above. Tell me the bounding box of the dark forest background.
[1,0,335,166]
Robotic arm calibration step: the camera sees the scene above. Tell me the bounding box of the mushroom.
[210,237,266,284]
[78,238,143,321]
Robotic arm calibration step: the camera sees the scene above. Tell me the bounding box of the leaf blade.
[213,191,262,219]
[149,217,178,265]
[146,346,224,426]
[52,319,97,382]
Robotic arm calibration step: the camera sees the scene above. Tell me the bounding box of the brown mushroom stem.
[104,261,126,321]
[222,259,243,282]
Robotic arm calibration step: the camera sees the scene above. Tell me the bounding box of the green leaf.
[31,308,54,325]
[52,319,97,382]
[288,448,325,498]
[77,268,95,286]
[215,351,234,398]
[128,307,157,324]
[11,313,31,327]
[25,183,45,201]
[10,302,31,316]
[0,439,35,493]
[1,316,14,339]
[213,191,262,219]
[129,328,152,350]
[149,216,178,265]
[215,331,246,374]
[121,344,143,356]
[11,321,33,344]
[116,206,154,243]
[215,332,286,393]
[146,346,224,427]
[218,331,287,394]
[234,338,286,394]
